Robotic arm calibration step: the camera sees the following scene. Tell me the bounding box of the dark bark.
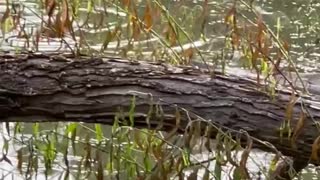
[0,53,320,170]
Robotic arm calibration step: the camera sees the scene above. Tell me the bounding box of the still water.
[0,0,320,179]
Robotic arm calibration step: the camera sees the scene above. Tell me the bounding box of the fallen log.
[0,53,319,176]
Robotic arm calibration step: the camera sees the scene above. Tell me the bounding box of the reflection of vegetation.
[0,0,320,179]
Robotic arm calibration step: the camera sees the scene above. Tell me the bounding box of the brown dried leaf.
[168,23,177,46]
[262,38,270,56]
[283,40,290,52]
[143,1,153,32]
[45,0,56,17]
[277,40,290,59]
[54,12,63,37]
[291,110,306,147]
[285,93,298,125]
[122,0,130,8]
[151,143,163,161]
[256,14,266,48]
[1,6,10,25]
[181,47,194,64]
[239,132,252,179]
[131,9,141,40]
[60,0,71,33]
[231,32,240,50]
[251,48,259,64]
[310,136,320,163]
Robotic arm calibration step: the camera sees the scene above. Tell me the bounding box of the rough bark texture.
[0,53,320,168]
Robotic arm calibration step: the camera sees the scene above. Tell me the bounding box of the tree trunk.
[0,53,319,169]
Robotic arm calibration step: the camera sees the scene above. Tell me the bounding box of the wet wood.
[0,53,319,172]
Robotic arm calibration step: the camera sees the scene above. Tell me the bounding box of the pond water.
[0,0,320,179]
